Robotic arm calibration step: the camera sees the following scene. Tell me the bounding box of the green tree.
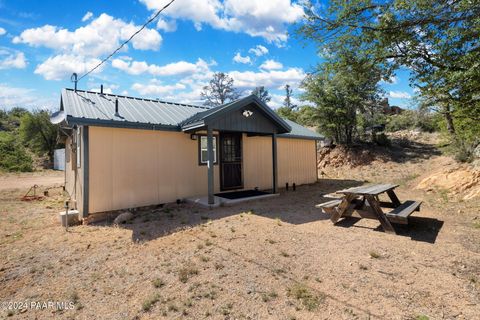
[251,86,271,103]
[201,72,241,107]
[295,106,318,127]
[283,84,296,109]
[301,48,384,145]
[276,106,298,122]
[0,132,33,172]
[298,0,480,156]
[19,110,59,164]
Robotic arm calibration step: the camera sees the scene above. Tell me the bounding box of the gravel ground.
[0,150,479,319]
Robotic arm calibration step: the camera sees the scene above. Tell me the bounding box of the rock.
[473,144,480,159]
[113,211,134,224]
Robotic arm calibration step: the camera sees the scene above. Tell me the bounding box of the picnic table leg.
[365,195,396,234]
[331,194,355,224]
[386,190,401,207]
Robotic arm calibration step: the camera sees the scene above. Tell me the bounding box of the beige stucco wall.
[86,127,317,214]
[243,135,317,190]
[277,138,317,187]
[88,127,221,213]
[243,135,274,190]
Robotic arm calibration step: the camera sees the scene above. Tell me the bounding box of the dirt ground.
[0,171,63,191]
[0,137,479,319]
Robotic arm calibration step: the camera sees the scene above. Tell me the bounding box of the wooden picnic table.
[316,183,421,234]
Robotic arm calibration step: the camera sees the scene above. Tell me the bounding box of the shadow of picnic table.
[335,216,444,244]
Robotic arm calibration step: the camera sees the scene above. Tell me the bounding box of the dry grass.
[1,148,480,319]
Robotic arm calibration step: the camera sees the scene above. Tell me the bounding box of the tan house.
[51,88,323,219]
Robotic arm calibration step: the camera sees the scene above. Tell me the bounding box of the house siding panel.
[88,127,220,214]
[277,138,317,187]
[243,135,273,190]
[85,127,317,215]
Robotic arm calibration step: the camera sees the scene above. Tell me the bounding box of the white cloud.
[132,80,186,95]
[111,57,212,77]
[233,52,251,64]
[260,59,283,70]
[156,18,177,32]
[13,13,162,57]
[140,0,303,44]
[82,11,93,22]
[88,83,119,94]
[248,45,268,56]
[0,84,57,109]
[229,67,305,90]
[0,51,27,69]
[222,0,303,44]
[34,54,103,80]
[0,27,6,36]
[389,91,411,99]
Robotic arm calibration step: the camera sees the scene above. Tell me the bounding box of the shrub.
[152,278,165,288]
[178,263,199,283]
[142,294,160,311]
[374,133,391,147]
[0,132,33,172]
[287,283,324,311]
[386,110,439,132]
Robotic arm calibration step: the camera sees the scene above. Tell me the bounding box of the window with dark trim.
[198,135,218,165]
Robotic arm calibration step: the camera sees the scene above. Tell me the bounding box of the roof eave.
[278,134,325,141]
[66,116,181,131]
[181,120,206,132]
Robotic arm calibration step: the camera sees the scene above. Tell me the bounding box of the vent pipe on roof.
[100,84,104,94]
[115,99,119,117]
[70,73,78,92]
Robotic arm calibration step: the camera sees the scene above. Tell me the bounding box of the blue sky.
[0,0,416,110]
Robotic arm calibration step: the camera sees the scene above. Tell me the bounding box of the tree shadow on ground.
[388,139,442,163]
[94,179,365,242]
[335,216,444,243]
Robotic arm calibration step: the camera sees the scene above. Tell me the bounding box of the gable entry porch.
[181,95,292,205]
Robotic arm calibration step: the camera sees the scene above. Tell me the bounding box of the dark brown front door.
[220,132,243,190]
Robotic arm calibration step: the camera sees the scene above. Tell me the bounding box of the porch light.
[242,109,253,117]
[190,134,198,140]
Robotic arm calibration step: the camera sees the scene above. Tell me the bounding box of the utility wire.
[77,0,176,81]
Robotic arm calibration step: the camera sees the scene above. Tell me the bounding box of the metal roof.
[55,88,324,140]
[279,119,324,140]
[60,88,208,127]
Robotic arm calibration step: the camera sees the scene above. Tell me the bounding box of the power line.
[76,0,176,82]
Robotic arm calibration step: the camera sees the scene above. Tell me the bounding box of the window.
[199,135,217,165]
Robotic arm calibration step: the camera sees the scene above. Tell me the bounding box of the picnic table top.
[337,183,399,196]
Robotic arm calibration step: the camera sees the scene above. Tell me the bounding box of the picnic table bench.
[316,183,421,234]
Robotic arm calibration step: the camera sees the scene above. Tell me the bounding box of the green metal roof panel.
[279,119,324,140]
[56,89,323,140]
[61,88,208,127]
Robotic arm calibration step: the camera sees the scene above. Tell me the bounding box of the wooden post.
[365,195,396,234]
[387,189,401,207]
[207,126,215,205]
[272,133,278,193]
